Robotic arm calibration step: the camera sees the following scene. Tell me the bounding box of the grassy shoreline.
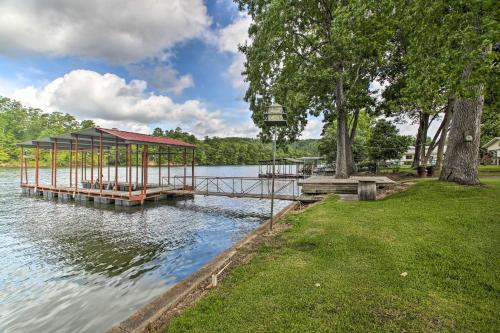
[169,180,500,332]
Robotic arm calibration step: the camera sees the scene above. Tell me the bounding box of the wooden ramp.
[300,176,396,194]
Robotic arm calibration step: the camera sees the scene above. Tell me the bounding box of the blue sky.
[0,0,424,139]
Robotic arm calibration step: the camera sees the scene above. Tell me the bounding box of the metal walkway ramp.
[164,176,301,201]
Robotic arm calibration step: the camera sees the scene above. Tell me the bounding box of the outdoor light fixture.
[264,103,287,127]
[264,102,287,230]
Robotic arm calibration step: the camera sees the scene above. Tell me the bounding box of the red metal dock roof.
[97,127,195,147]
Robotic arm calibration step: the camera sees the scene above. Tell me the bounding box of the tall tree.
[402,1,497,185]
[238,0,392,178]
[367,119,411,164]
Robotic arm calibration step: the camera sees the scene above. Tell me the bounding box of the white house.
[482,137,500,165]
[399,145,446,166]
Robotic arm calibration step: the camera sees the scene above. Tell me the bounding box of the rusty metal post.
[81,149,84,182]
[91,137,94,185]
[158,147,161,187]
[107,148,110,183]
[50,144,53,186]
[167,146,171,185]
[84,151,87,180]
[128,144,132,197]
[80,150,87,183]
[145,146,148,192]
[20,145,24,185]
[142,145,148,197]
[35,143,39,188]
[135,144,139,188]
[54,139,57,188]
[75,135,79,192]
[191,148,195,188]
[69,141,73,188]
[99,133,103,194]
[183,147,187,188]
[115,138,118,189]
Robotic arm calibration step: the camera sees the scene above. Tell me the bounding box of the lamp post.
[264,103,287,230]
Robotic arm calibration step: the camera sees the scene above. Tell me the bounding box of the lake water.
[0,165,290,333]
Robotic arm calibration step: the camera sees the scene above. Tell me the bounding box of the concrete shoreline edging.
[106,201,300,333]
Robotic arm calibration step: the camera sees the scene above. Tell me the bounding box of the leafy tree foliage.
[237,0,393,177]
[319,111,373,163]
[0,97,93,165]
[159,127,319,165]
[367,120,412,162]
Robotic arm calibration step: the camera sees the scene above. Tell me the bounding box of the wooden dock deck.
[21,183,192,206]
[299,176,396,194]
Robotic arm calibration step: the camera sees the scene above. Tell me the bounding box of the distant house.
[398,145,447,166]
[482,137,500,165]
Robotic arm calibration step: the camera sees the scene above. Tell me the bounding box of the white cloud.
[216,15,252,91]
[10,70,258,137]
[0,0,211,64]
[300,117,323,139]
[217,15,252,53]
[128,62,194,96]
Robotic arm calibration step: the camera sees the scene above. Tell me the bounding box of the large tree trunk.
[345,132,356,175]
[435,98,454,173]
[412,113,423,168]
[419,113,430,166]
[346,109,360,174]
[423,114,444,166]
[335,76,348,179]
[439,91,483,185]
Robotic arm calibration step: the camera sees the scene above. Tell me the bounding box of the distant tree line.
[0,97,95,165]
[0,96,319,167]
[152,127,319,165]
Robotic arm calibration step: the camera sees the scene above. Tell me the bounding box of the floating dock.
[18,127,196,206]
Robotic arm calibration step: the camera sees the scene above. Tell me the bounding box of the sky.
[0,0,427,139]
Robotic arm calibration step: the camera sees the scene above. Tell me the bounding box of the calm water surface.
[0,166,289,333]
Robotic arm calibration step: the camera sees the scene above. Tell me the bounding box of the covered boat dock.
[258,157,327,178]
[18,127,195,206]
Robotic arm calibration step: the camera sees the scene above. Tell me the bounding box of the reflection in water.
[0,166,289,333]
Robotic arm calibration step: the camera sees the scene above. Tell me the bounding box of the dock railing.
[167,176,301,200]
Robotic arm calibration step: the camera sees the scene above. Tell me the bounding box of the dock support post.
[183,147,187,188]
[145,146,148,191]
[99,133,103,194]
[136,144,139,189]
[54,139,57,188]
[80,148,83,182]
[50,144,53,186]
[191,149,195,189]
[82,150,85,182]
[82,151,87,181]
[167,146,171,185]
[128,144,132,197]
[115,138,118,190]
[91,137,94,185]
[140,146,144,191]
[142,145,148,201]
[20,145,24,185]
[107,148,110,184]
[75,135,79,192]
[35,143,39,189]
[69,142,73,188]
[158,147,161,187]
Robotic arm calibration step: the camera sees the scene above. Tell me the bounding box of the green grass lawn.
[169,180,500,333]
[479,165,500,176]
